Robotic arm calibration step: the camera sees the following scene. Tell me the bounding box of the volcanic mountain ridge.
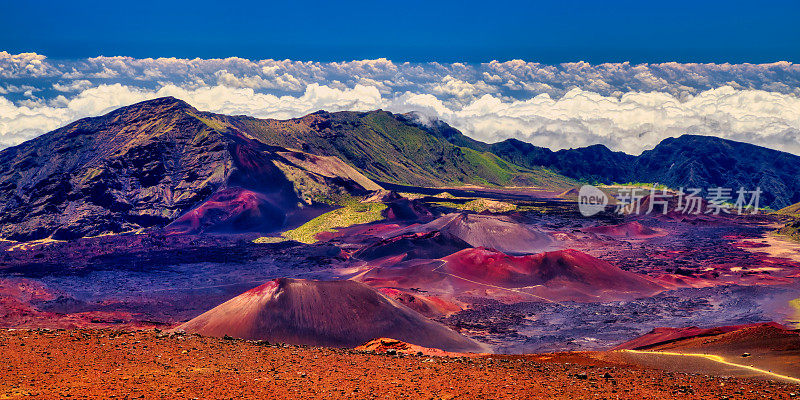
[0,97,381,241]
[3,96,799,241]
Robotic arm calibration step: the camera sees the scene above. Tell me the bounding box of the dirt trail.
[613,350,800,384]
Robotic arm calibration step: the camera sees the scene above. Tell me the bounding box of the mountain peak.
[88,97,198,124]
[115,96,196,114]
[653,133,793,156]
[56,96,204,138]
[138,96,192,107]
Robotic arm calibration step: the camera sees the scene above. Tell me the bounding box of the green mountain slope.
[212,110,573,188]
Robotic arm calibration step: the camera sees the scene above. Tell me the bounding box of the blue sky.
[2,0,799,62]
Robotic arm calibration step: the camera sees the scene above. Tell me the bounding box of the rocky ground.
[1,329,798,399]
[2,196,800,354]
[445,284,798,353]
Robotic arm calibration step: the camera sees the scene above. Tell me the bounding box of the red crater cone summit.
[178,278,488,353]
[441,248,665,301]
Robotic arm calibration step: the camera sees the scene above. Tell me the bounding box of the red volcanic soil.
[166,187,289,234]
[391,213,554,255]
[650,273,720,289]
[441,248,665,301]
[2,329,796,399]
[354,230,472,262]
[356,337,478,357]
[614,322,789,350]
[0,278,158,329]
[583,221,664,238]
[376,287,464,318]
[163,146,381,235]
[616,323,800,379]
[355,258,482,297]
[178,278,486,352]
[314,221,404,243]
[0,278,59,326]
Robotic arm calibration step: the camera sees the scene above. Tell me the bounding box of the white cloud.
[1,52,800,156]
[434,86,800,155]
[52,80,94,92]
[429,75,482,98]
[0,52,54,78]
[213,69,304,91]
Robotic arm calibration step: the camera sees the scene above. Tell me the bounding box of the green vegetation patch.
[252,236,288,244]
[281,202,387,244]
[432,198,517,213]
[460,148,515,185]
[604,182,671,190]
[516,204,554,214]
[190,113,229,133]
[397,192,426,200]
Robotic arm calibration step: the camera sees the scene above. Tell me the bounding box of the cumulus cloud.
[1,52,800,155]
[52,80,94,92]
[0,51,55,78]
[437,87,800,155]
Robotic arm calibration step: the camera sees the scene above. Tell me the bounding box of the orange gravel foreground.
[1,329,798,399]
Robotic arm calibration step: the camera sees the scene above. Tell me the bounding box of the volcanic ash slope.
[178,278,488,353]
